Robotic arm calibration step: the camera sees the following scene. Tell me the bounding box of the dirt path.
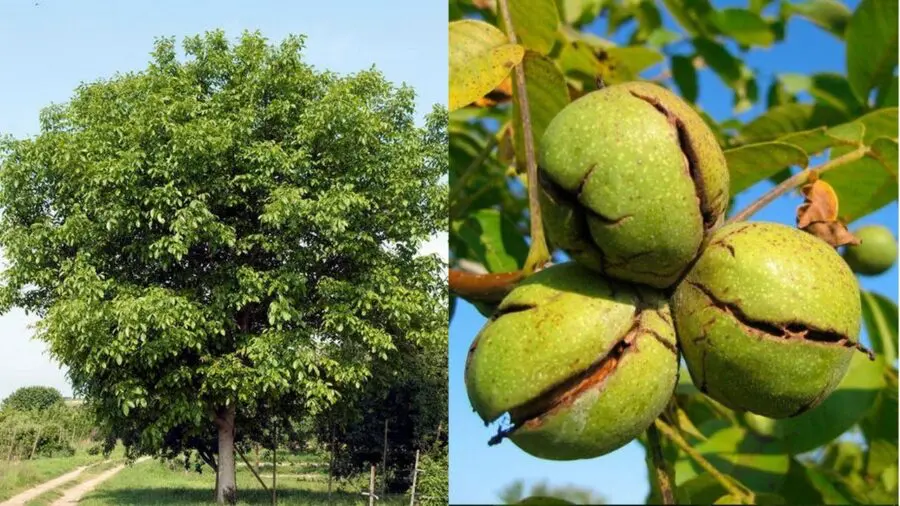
[1,465,96,506]
[50,457,150,505]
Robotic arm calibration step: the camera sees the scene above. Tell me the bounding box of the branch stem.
[448,268,523,302]
[647,423,676,505]
[727,146,869,224]
[654,420,753,502]
[497,0,550,274]
[449,134,500,215]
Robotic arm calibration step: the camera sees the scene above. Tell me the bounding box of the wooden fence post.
[6,425,18,462]
[272,426,278,506]
[29,424,43,460]
[409,449,420,506]
[381,419,389,497]
[328,423,335,505]
[369,465,376,506]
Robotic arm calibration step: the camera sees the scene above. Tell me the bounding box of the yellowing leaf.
[449,20,525,112]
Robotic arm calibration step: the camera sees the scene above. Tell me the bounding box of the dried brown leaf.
[796,179,861,247]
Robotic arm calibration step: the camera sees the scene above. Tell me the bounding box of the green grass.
[0,441,124,501]
[79,458,410,505]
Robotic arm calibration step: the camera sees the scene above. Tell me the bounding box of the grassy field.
[78,456,410,505]
[0,441,124,501]
[1,444,408,505]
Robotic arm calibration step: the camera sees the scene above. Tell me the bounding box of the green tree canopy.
[1,385,64,412]
[0,30,447,503]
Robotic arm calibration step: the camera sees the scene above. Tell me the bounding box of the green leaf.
[779,459,831,504]
[876,76,898,108]
[633,0,664,42]
[449,20,525,112]
[709,9,775,47]
[775,127,835,155]
[646,28,682,47]
[821,441,865,476]
[675,422,790,492]
[738,103,849,144]
[663,0,714,36]
[766,78,798,108]
[773,352,886,454]
[505,0,559,54]
[676,474,727,504]
[825,120,865,144]
[741,104,812,142]
[860,384,899,479]
[823,137,898,222]
[596,46,665,84]
[693,38,742,88]
[452,208,529,272]
[772,108,897,156]
[556,0,604,27]
[725,141,808,194]
[787,0,852,38]
[857,107,899,143]
[845,0,899,104]
[671,55,698,103]
[795,463,854,504]
[807,73,865,116]
[512,51,570,173]
[861,290,898,363]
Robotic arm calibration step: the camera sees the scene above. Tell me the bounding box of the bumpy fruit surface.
[843,225,898,275]
[465,263,678,460]
[538,81,729,288]
[673,222,862,418]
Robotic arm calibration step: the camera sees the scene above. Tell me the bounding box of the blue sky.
[0,0,448,399]
[449,0,899,504]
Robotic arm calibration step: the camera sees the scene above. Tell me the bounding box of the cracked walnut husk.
[672,222,865,419]
[538,81,729,289]
[464,263,679,460]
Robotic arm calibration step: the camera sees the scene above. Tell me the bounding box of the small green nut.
[538,81,729,288]
[843,224,897,276]
[673,222,862,419]
[465,263,678,460]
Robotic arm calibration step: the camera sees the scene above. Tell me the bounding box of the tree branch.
[449,268,523,302]
[647,423,676,505]
[726,146,870,224]
[654,419,753,503]
[449,134,500,215]
[497,0,550,275]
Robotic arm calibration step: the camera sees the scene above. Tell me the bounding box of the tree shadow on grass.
[85,487,389,505]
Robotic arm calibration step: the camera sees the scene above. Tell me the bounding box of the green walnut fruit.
[538,81,729,288]
[843,225,898,275]
[673,222,862,418]
[465,263,678,460]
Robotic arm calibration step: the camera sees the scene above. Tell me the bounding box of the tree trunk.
[214,405,237,504]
